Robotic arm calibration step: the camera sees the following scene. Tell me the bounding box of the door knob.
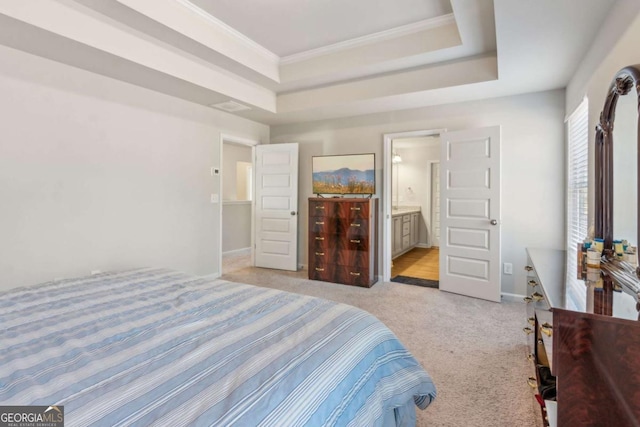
[490,219,498,225]
[291,211,297,216]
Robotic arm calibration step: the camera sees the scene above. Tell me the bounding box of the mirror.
[595,65,640,286]
[596,65,640,250]
[613,92,638,244]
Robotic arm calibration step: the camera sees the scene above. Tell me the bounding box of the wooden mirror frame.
[595,65,640,258]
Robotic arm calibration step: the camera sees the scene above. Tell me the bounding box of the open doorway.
[219,135,258,275]
[383,130,444,286]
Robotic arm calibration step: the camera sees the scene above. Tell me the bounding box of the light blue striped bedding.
[0,268,436,426]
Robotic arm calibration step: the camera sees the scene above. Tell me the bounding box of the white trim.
[199,272,222,280]
[382,129,446,282]
[175,0,280,63]
[222,247,251,257]
[281,14,455,64]
[220,133,260,146]
[500,292,526,303]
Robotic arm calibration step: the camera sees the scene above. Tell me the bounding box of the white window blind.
[566,98,589,293]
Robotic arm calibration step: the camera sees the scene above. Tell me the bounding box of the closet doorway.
[382,130,443,286]
[386,133,442,286]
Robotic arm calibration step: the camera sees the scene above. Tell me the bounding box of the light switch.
[210,193,219,203]
[503,263,513,275]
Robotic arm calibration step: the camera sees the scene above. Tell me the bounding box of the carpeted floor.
[221,253,543,427]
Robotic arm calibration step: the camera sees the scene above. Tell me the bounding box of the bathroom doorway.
[387,133,441,286]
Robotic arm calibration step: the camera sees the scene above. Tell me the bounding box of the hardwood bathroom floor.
[391,247,439,280]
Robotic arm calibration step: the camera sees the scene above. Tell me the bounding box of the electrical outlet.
[90,270,101,275]
[503,263,513,275]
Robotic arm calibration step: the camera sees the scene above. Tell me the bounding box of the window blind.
[566,98,589,293]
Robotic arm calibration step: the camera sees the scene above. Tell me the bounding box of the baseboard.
[501,292,526,303]
[199,272,222,280]
[222,247,251,257]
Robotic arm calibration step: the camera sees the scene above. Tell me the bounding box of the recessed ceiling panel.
[190,0,453,56]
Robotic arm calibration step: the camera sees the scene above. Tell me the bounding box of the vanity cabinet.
[308,197,378,287]
[410,212,420,247]
[524,248,640,427]
[392,209,420,258]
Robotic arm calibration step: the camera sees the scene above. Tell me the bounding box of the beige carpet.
[221,253,543,427]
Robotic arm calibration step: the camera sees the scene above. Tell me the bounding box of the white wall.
[222,202,252,254]
[222,143,252,201]
[0,44,268,290]
[271,89,566,296]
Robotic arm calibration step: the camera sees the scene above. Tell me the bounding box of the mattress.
[0,268,436,426]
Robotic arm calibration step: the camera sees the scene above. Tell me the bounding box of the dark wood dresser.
[308,197,378,287]
[525,248,640,427]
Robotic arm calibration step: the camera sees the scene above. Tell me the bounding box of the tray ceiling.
[0,0,617,125]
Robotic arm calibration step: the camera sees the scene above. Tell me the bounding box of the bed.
[0,268,436,426]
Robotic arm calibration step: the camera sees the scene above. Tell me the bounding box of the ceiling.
[0,0,617,125]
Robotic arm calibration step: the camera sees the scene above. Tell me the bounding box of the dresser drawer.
[310,248,331,265]
[310,233,331,251]
[346,236,369,251]
[309,200,332,217]
[344,219,369,237]
[309,217,333,233]
[335,250,368,267]
[335,266,370,287]
[335,201,369,219]
[309,265,332,282]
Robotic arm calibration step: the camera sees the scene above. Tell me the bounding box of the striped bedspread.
[0,268,436,426]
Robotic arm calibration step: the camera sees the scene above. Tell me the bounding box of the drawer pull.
[350,239,361,243]
[531,292,544,302]
[527,377,537,389]
[315,221,325,225]
[528,280,538,287]
[315,267,325,272]
[540,323,553,337]
[523,327,533,335]
[527,353,535,362]
[349,272,361,276]
[350,207,361,211]
[315,252,325,256]
[527,317,535,326]
[525,265,534,272]
[523,296,533,303]
[350,223,361,227]
[315,205,325,210]
[315,237,324,241]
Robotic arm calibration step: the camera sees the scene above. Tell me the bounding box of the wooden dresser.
[308,197,378,287]
[524,248,640,427]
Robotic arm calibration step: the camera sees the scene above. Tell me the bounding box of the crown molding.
[175,0,280,63]
[280,14,456,65]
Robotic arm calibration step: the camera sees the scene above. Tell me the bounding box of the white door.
[254,143,299,271]
[439,126,501,302]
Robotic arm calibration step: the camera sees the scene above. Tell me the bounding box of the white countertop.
[391,206,421,216]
